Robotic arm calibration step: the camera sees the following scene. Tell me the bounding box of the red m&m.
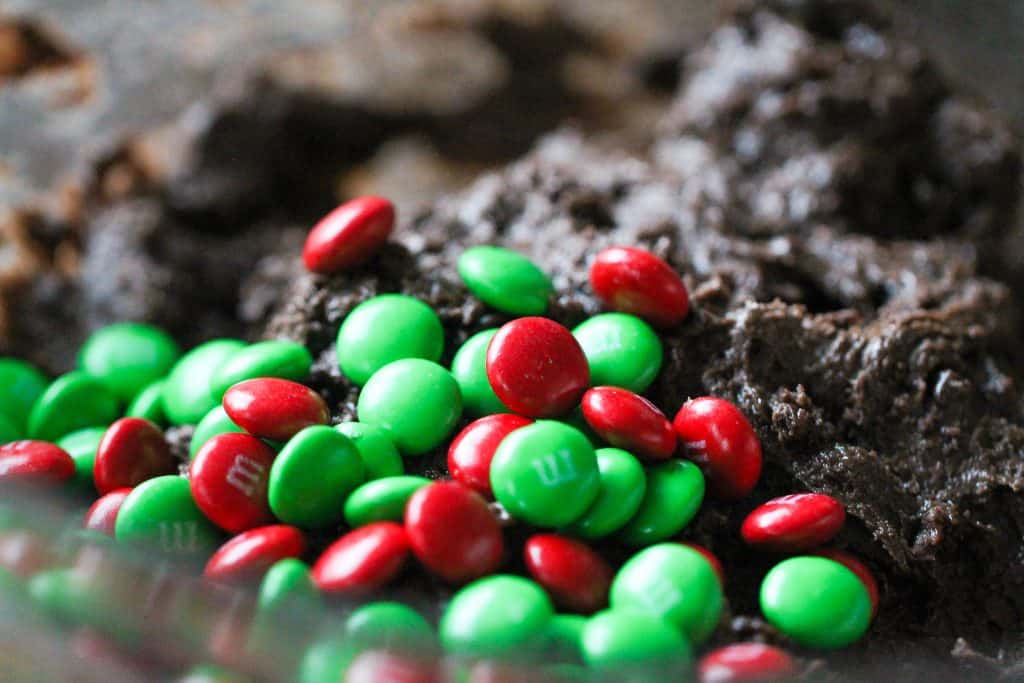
[673,397,762,499]
[303,196,395,274]
[581,387,675,460]
[0,440,75,485]
[485,318,589,419]
[191,433,276,533]
[448,414,532,497]
[589,247,689,327]
[223,378,329,442]
[313,521,410,594]
[741,493,845,552]
[205,525,306,583]
[697,643,796,682]
[94,418,176,495]
[83,488,133,536]
[405,482,503,584]
[524,534,611,614]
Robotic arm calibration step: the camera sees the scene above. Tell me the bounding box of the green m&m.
[210,340,313,400]
[573,313,663,393]
[0,414,19,445]
[440,575,554,659]
[163,339,246,425]
[490,421,600,527]
[545,613,587,663]
[57,427,107,490]
[343,475,431,528]
[357,359,462,456]
[335,422,403,480]
[617,459,704,546]
[189,406,246,460]
[115,475,222,557]
[27,372,119,442]
[457,246,553,315]
[345,601,435,651]
[610,543,723,644]
[78,322,180,401]
[257,558,321,616]
[760,556,871,649]
[566,447,646,539]
[336,294,444,386]
[268,426,365,528]
[125,379,167,425]
[0,358,48,434]
[581,610,691,677]
[450,328,509,417]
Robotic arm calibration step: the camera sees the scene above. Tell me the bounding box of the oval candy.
[741,493,845,552]
[450,329,510,417]
[448,414,532,497]
[204,525,306,583]
[335,422,403,481]
[79,323,180,401]
[27,372,119,442]
[191,432,277,533]
[524,534,612,614]
[344,476,431,528]
[336,295,444,387]
[303,196,395,274]
[210,341,313,401]
[94,418,176,495]
[580,387,674,460]
[572,313,662,394]
[115,475,222,557]
[458,246,553,316]
[0,440,75,485]
[589,247,689,327]
[617,460,704,546]
[312,522,409,594]
[674,397,762,500]
[163,340,246,426]
[223,378,329,442]
[440,575,554,659]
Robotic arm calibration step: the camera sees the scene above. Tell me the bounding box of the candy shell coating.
[759,556,871,649]
[572,314,663,393]
[357,359,462,456]
[344,475,431,528]
[457,246,553,315]
[79,323,180,401]
[440,575,554,659]
[335,422,403,480]
[27,372,119,442]
[450,328,509,417]
[337,295,444,386]
[163,340,246,426]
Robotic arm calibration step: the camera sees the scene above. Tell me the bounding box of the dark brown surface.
[1,0,1024,680]
[266,2,1024,679]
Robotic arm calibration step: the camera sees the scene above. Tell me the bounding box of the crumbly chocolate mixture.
[266,2,1024,679]
[2,0,1023,679]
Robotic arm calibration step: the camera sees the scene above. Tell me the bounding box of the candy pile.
[0,196,879,681]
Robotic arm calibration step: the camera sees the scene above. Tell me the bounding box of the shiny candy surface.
[345,650,436,683]
[457,246,553,315]
[223,378,329,442]
[57,427,107,490]
[78,323,180,401]
[258,558,320,615]
[190,406,246,460]
[440,575,554,659]
[357,359,462,455]
[83,488,133,536]
[27,372,119,442]
[162,339,246,426]
[0,440,75,485]
[524,534,612,613]
[611,543,723,644]
[617,460,704,546]
[486,318,589,418]
[741,493,845,552]
[566,447,646,540]
[302,195,395,274]
[191,433,277,533]
[450,329,509,417]
[125,379,167,425]
[312,522,409,594]
[448,414,532,497]
[760,556,871,649]
[572,314,662,393]
[545,613,586,663]
[581,610,691,674]
[94,418,176,495]
[697,643,796,683]
[204,525,305,583]
[580,387,674,460]
[345,601,435,651]
[335,422,403,481]
[673,397,762,500]
[0,358,48,434]
[405,482,503,584]
[490,421,600,527]
[682,543,725,587]
[210,341,313,400]
[269,426,364,528]
[813,549,879,618]
[337,295,444,386]
[589,247,689,327]
[344,476,431,528]
[115,475,222,557]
